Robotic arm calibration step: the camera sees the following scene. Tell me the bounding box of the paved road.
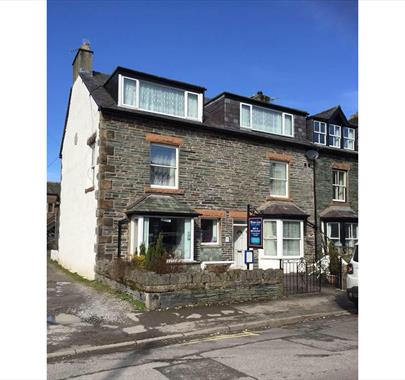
[48,314,357,380]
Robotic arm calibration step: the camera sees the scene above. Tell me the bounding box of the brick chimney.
[251,91,271,103]
[72,41,93,83]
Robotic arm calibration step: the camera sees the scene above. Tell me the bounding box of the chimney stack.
[72,41,93,83]
[251,91,271,103]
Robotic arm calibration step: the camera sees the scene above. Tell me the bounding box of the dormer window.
[119,75,202,121]
[240,103,294,137]
[343,127,355,150]
[328,124,341,148]
[313,121,326,145]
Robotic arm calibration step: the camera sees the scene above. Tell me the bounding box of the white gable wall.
[58,76,100,280]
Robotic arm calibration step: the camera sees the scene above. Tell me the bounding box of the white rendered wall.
[58,76,100,280]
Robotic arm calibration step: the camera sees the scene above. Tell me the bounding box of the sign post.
[246,204,263,269]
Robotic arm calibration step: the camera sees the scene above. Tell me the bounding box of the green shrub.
[328,241,340,275]
[144,233,167,272]
[139,243,146,256]
[131,254,145,269]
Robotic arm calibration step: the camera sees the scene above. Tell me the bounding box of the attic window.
[240,103,294,137]
[119,75,202,121]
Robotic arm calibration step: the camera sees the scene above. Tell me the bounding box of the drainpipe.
[305,150,320,261]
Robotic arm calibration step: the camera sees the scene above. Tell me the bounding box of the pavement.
[47,261,357,360]
[48,315,358,379]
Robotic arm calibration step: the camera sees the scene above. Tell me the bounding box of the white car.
[346,244,358,305]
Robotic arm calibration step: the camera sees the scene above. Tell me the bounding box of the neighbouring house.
[57,43,358,280]
[47,181,60,250]
[307,106,358,256]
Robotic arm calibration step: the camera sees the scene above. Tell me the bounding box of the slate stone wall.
[95,112,316,263]
[315,152,358,256]
[95,258,283,310]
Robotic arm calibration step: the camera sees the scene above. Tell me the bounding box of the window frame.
[240,103,252,128]
[328,124,342,148]
[130,215,195,261]
[343,127,356,151]
[239,103,294,137]
[326,222,341,242]
[332,169,347,202]
[149,143,179,190]
[269,160,289,198]
[262,219,304,259]
[345,223,358,247]
[313,121,327,145]
[263,220,278,257]
[90,142,96,187]
[118,74,202,122]
[200,218,220,246]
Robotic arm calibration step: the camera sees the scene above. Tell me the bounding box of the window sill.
[84,186,94,193]
[201,243,221,248]
[144,186,185,195]
[266,196,293,202]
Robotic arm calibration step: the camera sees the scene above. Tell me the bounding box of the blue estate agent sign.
[248,217,263,248]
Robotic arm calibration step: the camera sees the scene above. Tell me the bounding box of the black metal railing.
[280,257,322,296]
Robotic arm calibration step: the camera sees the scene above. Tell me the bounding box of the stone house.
[306,106,358,256]
[58,43,357,279]
[47,181,60,250]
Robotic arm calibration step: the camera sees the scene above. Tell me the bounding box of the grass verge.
[48,259,145,310]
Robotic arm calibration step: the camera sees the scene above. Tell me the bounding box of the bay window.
[240,103,294,137]
[343,127,355,150]
[328,124,341,148]
[332,170,347,202]
[345,223,358,247]
[150,144,178,188]
[263,221,277,256]
[201,218,219,245]
[119,75,202,121]
[270,161,288,197]
[326,222,340,244]
[263,220,303,258]
[324,222,358,250]
[313,121,326,145]
[130,216,194,261]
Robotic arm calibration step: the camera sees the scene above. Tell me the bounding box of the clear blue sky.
[47,0,358,181]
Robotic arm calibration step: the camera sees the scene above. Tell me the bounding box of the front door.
[233,225,247,269]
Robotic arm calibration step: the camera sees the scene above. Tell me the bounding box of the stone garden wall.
[95,259,283,310]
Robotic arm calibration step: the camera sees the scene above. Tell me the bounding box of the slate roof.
[126,194,200,216]
[309,106,340,120]
[257,201,309,218]
[47,181,60,196]
[320,206,358,221]
[76,71,319,152]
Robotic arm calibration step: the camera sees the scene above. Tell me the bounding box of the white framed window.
[150,144,178,189]
[119,75,202,121]
[240,103,252,128]
[90,142,96,187]
[270,161,288,198]
[313,121,327,145]
[326,222,340,244]
[131,216,194,261]
[343,127,355,150]
[201,218,220,245]
[345,223,358,248]
[263,220,304,258]
[328,124,341,148]
[332,170,347,202]
[240,103,294,137]
[263,220,277,256]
